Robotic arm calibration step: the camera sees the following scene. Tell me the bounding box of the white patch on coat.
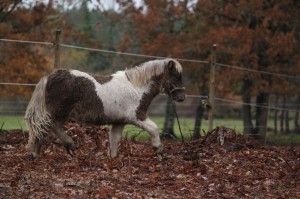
[70,70,151,121]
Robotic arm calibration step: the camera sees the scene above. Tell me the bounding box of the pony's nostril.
[175,95,185,102]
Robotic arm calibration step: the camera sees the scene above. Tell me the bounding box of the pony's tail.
[25,76,53,149]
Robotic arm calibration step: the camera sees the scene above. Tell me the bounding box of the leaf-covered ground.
[0,123,299,198]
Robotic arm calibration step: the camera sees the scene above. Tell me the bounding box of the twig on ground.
[0,122,4,132]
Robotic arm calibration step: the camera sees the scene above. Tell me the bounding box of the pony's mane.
[125,58,182,87]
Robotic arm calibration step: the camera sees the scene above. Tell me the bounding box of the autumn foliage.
[0,0,299,141]
[1,0,299,98]
[0,1,55,96]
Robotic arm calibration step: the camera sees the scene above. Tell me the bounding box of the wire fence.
[1,37,300,140]
[0,38,299,111]
[1,38,299,78]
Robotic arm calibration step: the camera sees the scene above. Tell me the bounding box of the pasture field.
[0,116,27,130]
[0,115,246,138]
[1,115,300,144]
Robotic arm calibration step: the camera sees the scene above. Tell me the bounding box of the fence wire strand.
[0,82,36,86]
[61,44,209,64]
[216,62,300,80]
[0,38,53,46]
[1,38,299,78]
[0,38,299,112]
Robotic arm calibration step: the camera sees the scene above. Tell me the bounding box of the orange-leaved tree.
[192,0,300,137]
[117,0,205,138]
[0,0,61,97]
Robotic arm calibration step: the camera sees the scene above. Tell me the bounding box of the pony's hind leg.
[108,124,125,158]
[28,134,43,159]
[51,124,75,156]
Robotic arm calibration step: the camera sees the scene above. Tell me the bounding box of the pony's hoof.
[29,152,40,160]
[107,150,118,159]
[65,145,75,157]
[64,142,75,157]
[153,146,169,161]
[153,146,163,154]
[67,149,75,157]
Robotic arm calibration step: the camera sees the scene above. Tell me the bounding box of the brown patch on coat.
[45,69,78,124]
[45,69,125,126]
[135,75,165,121]
[93,75,113,84]
[135,62,185,121]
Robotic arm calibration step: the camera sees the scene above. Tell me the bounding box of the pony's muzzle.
[175,94,185,102]
[172,92,185,102]
[170,86,185,102]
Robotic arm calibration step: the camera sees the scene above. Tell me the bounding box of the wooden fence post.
[208,44,217,131]
[54,30,62,69]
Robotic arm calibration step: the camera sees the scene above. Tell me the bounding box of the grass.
[0,115,241,135]
[266,134,300,145]
[0,115,27,131]
[123,116,245,140]
[1,115,300,144]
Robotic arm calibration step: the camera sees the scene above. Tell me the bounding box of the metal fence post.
[208,44,217,131]
[54,30,62,69]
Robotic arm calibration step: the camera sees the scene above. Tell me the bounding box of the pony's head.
[125,58,185,102]
[161,59,185,102]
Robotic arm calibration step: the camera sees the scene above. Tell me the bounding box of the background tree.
[191,0,300,139]
[0,0,58,96]
[118,0,197,138]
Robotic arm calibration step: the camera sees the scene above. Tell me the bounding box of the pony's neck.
[125,60,167,88]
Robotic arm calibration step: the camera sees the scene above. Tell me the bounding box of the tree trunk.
[193,104,204,139]
[295,96,300,133]
[284,98,290,134]
[254,92,269,140]
[280,110,284,134]
[273,97,278,135]
[162,97,176,139]
[285,110,290,134]
[241,80,254,134]
[295,101,300,133]
[274,109,278,135]
[280,97,285,134]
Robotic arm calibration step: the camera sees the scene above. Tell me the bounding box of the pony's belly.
[98,83,145,121]
[69,110,127,125]
[102,99,138,121]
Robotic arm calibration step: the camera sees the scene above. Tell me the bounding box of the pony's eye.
[176,76,181,80]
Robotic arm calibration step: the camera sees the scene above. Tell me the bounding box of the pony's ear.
[168,60,175,70]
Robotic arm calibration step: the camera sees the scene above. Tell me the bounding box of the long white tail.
[25,76,52,148]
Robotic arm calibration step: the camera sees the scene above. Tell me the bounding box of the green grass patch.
[123,116,245,141]
[0,116,26,130]
[1,115,242,138]
[266,134,300,145]
[2,115,300,144]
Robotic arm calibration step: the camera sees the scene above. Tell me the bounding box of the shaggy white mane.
[125,58,182,87]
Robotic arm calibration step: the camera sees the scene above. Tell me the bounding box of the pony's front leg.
[134,118,162,153]
[108,124,125,158]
